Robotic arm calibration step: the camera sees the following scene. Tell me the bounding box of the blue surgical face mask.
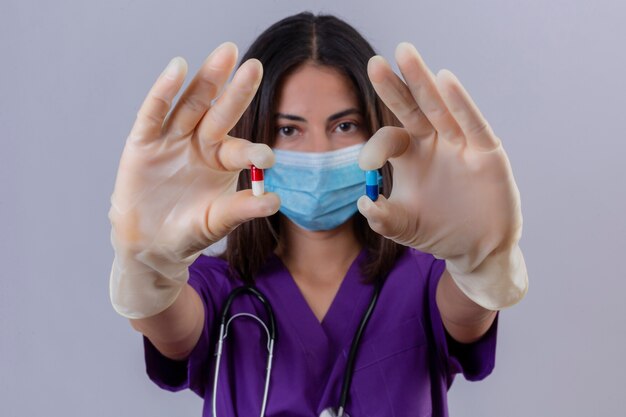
[264,144,365,231]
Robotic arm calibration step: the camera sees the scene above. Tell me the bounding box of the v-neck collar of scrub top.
[256,249,376,372]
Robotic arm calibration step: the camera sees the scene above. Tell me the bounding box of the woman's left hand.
[358,43,527,309]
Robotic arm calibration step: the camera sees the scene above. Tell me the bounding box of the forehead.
[276,63,360,113]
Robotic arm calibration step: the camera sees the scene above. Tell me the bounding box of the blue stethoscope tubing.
[211,282,382,417]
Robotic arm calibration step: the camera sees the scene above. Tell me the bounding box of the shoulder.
[190,253,229,273]
[377,249,445,309]
[391,248,446,281]
[379,248,447,312]
[187,254,232,292]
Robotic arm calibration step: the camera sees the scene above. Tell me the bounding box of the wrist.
[445,243,528,311]
[109,251,190,319]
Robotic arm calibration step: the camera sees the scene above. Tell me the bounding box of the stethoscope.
[211,282,382,417]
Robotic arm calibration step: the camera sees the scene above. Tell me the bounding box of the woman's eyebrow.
[275,113,306,122]
[275,108,361,123]
[327,108,361,122]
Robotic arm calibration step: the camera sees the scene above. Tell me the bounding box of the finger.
[197,58,263,141]
[208,189,280,239]
[129,57,188,142]
[436,69,500,151]
[368,55,433,138]
[357,195,415,245]
[359,126,411,171]
[395,43,463,141]
[214,138,275,171]
[164,42,239,138]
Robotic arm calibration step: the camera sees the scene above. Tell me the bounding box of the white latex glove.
[358,43,527,310]
[109,43,280,319]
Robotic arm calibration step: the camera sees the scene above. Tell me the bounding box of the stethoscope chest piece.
[320,407,350,417]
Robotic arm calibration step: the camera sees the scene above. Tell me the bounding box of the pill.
[365,170,379,201]
[251,165,264,196]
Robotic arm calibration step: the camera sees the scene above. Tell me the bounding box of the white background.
[1,0,625,416]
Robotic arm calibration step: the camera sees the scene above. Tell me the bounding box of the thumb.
[208,190,280,239]
[357,195,415,245]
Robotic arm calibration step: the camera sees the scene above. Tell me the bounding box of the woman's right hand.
[109,43,279,318]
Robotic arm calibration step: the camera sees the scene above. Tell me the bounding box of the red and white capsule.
[250,165,264,196]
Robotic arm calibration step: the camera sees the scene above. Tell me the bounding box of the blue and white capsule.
[365,170,379,201]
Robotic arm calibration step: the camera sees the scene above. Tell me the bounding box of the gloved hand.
[109,43,280,319]
[357,43,527,310]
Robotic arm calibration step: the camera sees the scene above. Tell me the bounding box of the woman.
[109,12,527,417]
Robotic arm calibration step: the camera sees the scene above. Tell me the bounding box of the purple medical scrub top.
[143,248,497,417]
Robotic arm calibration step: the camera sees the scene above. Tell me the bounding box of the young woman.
[109,12,528,417]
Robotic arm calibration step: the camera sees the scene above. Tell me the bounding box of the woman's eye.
[277,126,297,136]
[335,122,358,133]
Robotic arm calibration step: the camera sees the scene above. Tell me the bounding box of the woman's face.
[273,63,367,152]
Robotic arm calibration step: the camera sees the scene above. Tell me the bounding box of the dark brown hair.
[224,12,405,284]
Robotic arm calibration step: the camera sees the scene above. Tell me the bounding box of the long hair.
[224,12,405,284]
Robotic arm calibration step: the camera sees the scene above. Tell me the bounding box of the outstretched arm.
[358,43,527,342]
[109,43,279,358]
